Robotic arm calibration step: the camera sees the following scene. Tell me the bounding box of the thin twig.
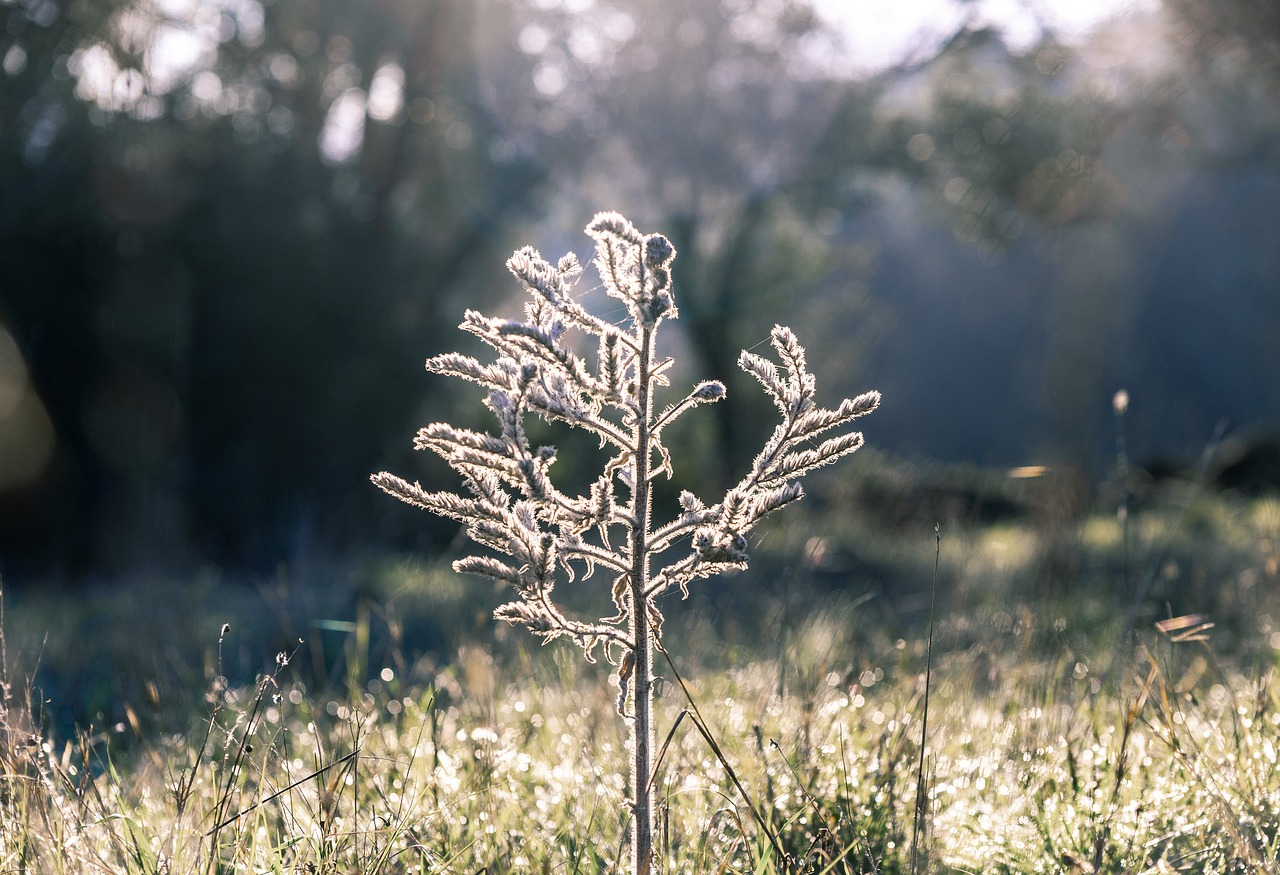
[204,748,361,835]
[655,644,790,870]
[911,523,940,874]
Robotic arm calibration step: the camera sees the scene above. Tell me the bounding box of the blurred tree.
[1164,0,1280,80]
[479,0,1123,486]
[0,0,546,575]
[1,0,131,573]
[473,0,897,487]
[869,29,1121,249]
[158,0,548,568]
[7,0,1269,580]
[861,6,1280,468]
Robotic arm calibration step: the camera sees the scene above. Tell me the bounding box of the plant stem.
[629,318,656,875]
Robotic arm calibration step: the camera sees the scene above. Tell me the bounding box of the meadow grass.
[2,484,1279,873]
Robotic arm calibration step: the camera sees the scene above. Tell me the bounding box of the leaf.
[493,600,556,634]
[506,246,563,303]
[773,431,866,481]
[769,324,808,385]
[557,251,582,280]
[738,351,784,399]
[370,473,482,524]
[425,352,515,390]
[586,211,643,246]
[453,556,523,585]
[747,482,805,522]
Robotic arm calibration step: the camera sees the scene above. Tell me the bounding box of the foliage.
[0,0,547,573]
[373,213,879,873]
[5,0,1278,578]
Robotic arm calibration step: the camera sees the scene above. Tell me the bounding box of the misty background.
[1,0,1277,582]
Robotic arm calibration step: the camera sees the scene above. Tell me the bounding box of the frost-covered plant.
[372,213,879,874]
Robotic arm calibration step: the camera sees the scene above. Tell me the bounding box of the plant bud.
[693,381,727,401]
[643,233,675,268]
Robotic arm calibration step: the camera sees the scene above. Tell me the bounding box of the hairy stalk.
[373,213,878,875]
[630,314,656,874]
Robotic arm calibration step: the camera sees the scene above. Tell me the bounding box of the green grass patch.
[2,488,1279,872]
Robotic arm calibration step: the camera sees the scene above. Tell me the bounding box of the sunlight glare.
[367,61,406,122]
[320,88,367,164]
[813,0,1159,71]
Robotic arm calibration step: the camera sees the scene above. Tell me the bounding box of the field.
[3,456,1279,873]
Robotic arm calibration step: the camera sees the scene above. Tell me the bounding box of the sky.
[61,0,1173,174]
[813,0,1159,71]
[70,0,1162,119]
